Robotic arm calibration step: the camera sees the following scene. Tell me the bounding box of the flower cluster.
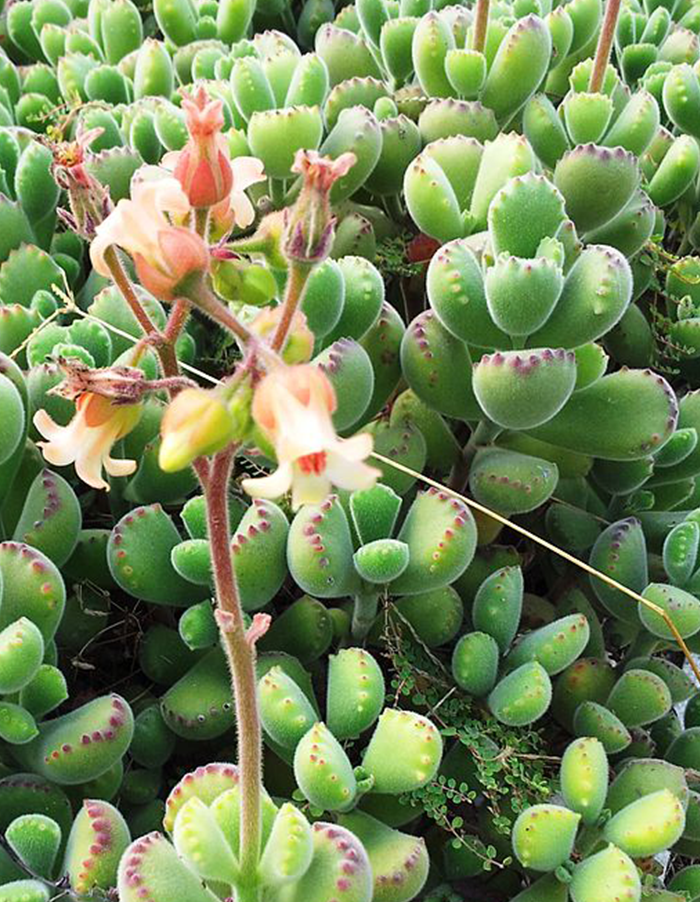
[35,86,378,511]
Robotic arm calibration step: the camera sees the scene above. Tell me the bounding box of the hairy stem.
[103,245,160,339]
[589,0,622,93]
[102,243,210,482]
[472,0,490,53]
[182,272,264,349]
[157,208,211,371]
[102,244,183,381]
[270,261,310,353]
[205,450,263,901]
[163,299,191,351]
[194,206,210,238]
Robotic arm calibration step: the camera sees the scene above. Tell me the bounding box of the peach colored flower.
[242,365,380,509]
[173,86,234,208]
[34,393,142,491]
[90,175,209,301]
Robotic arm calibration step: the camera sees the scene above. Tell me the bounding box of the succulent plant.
[4,0,700,898]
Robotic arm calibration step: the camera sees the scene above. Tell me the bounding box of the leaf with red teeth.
[389,488,477,596]
[279,821,373,902]
[338,811,429,902]
[163,762,240,834]
[0,542,65,642]
[554,144,640,233]
[117,832,221,902]
[14,694,133,785]
[528,369,679,460]
[64,800,131,894]
[287,495,360,598]
[362,709,443,793]
[480,15,552,124]
[107,505,207,607]
[12,469,81,568]
[469,448,559,515]
[528,245,632,349]
[473,348,577,430]
[0,617,44,695]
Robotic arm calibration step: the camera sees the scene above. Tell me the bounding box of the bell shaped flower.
[242,365,380,509]
[34,393,142,491]
[90,174,209,301]
[173,86,234,209]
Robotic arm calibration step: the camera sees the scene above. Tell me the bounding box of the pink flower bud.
[173,86,234,209]
[134,225,210,302]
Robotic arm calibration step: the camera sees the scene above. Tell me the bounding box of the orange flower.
[242,365,380,509]
[173,86,234,209]
[34,394,142,491]
[90,174,209,301]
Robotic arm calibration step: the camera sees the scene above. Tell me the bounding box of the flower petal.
[74,449,111,490]
[325,452,380,493]
[33,409,69,443]
[291,470,331,510]
[231,156,266,191]
[229,191,256,229]
[103,455,138,478]
[242,463,294,501]
[334,431,373,462]
[36,440,77,468]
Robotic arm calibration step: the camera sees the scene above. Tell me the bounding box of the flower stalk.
[204,449,263,902]
[270,260,310,353]
[472,0,490,53]
[589,0,623,92]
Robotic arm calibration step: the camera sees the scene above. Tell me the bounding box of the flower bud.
[173,86,234,209]
[134,225,210,302]
[211,255,278,306]
[282,150,356,266]
[223,210,288,269]
[251,307,314,364]
[226,379,255,445]
[209,155,266,237]
[159,388,238,472]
